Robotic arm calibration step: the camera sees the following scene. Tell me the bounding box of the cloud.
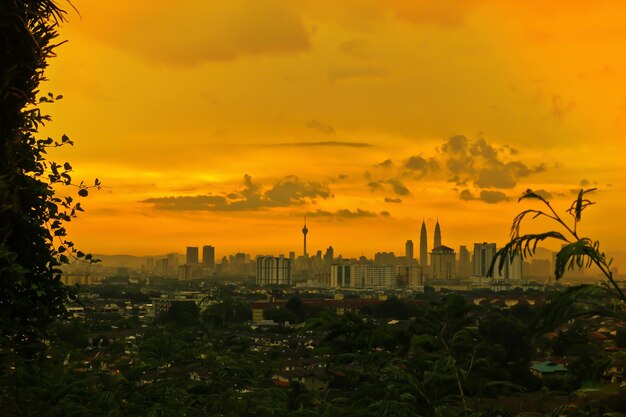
[367,179,410,195]
[534,189,553,200]
[479,190,510,204]
[79,0,311,66]
[384,197,402,203]
[386,179,410,196]
[440,135,545,189]
[270,141,372,148]
[403,155,439,177]
[368,181,383,191]
[376,159,394,168]
[142,174,331,211]
[330,174,349,183]
[340,39,373,60]
[306,119,336,135]
[385,0,482,27]
[459,189,474,201]
[140,195,229,211]
[328,65,388,83]
[460,189,510,204]
[305,208,389,219]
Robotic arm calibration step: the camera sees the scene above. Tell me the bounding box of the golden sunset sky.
[44,1,626,269]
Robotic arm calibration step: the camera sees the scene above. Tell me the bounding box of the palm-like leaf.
[493,188,624,302]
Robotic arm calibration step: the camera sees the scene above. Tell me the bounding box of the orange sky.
[43,1,626,269]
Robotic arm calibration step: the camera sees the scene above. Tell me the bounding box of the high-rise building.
[458,245,472,277]
[167,253,179,270]
[405,240,414,263]
[157,258,169,275]
[431,245,455,280]
[473,242,497,278]
[433,219,441,249]
[302,217,309,257]
[374,251,395,264]
[256,257,291,286]
[330,264,353,288]
[397,265,423,290]
[494,253,523,281]
[330,263,395,289]
[324,246,334,264]
[420,220,428,268]
[178,264,192,281]
[186,247,199,264]
[202,245,215,270]
[364,264,395,289]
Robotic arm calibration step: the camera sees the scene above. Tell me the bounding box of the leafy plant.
[0,0,99,355]
[489,189,624,302]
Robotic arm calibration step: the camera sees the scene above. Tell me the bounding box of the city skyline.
[42,2,625,270]
[90,215,623,273]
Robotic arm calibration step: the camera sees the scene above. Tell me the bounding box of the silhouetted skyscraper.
[324,246,334,264]
[458,245,472,277]
[474,242,497,278]
[431,245,455,280]
[186,247,199,264]
[302,217,309,257]
[202,245,215,270]
[405,240,414,263]
[420,220,428,268]
[434,219,441,249]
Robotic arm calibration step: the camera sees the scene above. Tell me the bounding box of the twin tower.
[418,219,441,268]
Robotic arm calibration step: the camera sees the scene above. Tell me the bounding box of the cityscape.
[3,1,626,416]
[64,217,616,290]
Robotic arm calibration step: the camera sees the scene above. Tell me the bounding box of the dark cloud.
[459,189,510,204]
[440,135,545,189]
[376,159,394,168]
[330,174,349,183]
[141,195,229,211]
[90,1,312,66]
[459,189,474,201]
[403,155,439,177]
[306,119,335,135]
[143,174,331,212]
[328,65,388,83]
[384,197,402,203]
[386,179,410,196]
[368,181,383,191]
[305,209,389,219]
[580,179,590,186]
[367,179,410,195]
[270,141,371,148]
[264,175,331,205]
[479,190,510,204]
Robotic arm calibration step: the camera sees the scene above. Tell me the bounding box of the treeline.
[2,292,625,416]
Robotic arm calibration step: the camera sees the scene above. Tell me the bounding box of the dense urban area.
[26,221,624,415]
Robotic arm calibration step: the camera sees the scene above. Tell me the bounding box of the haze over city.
[41,1,626,270]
